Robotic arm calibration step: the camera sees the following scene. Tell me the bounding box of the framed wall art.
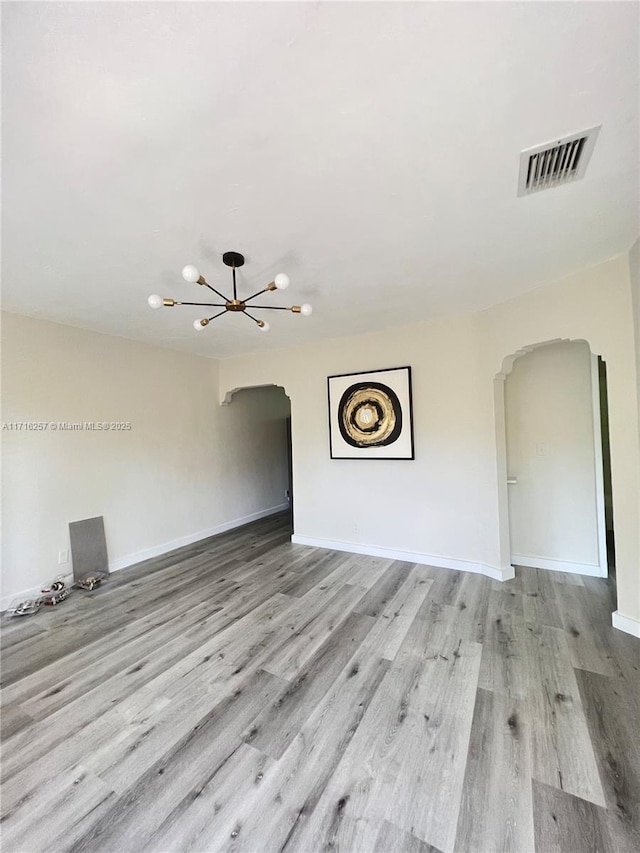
[327,365,415,460]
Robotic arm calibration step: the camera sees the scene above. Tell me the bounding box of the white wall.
[627,238,640,637]
[225,312,498,577]
[220,254,640,631]
[630,238,640,450]
[0,313,289,606]
[505,341,599,571]
[482,255,639,633]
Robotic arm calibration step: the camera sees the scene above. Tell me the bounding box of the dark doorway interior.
[598,357,616,579]
[285,416,294,528]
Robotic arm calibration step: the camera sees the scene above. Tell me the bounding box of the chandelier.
[148,251,312,332]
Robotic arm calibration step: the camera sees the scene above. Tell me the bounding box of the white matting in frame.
[327,366,415,460]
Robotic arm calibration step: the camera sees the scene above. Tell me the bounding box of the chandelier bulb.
[148,294,163,309]
[300,303,313,317]
[258,320,270,332]
[274,273,290,290]
[193,319,207,330]
[182,264,200,283]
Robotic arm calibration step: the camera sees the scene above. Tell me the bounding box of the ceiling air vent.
[517,125,600,196]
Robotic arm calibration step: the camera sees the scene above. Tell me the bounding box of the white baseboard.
[1,503,289,611]
[109,502,290,573]
[612,610,640,638]
[511,554,606,577]
[291,534,515,582]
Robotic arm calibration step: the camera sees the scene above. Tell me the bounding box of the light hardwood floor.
[1,512,639,853]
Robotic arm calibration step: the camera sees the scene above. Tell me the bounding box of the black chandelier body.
[148,252,312,333]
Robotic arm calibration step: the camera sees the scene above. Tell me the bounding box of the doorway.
[502,340,610,577]
[224,385,293,533]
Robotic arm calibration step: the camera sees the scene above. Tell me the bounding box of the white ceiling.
[2,1,638,359]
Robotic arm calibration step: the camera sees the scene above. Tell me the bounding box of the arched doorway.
[495,339,613,578]
[221,384,293,533]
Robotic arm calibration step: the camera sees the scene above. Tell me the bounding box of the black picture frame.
[327,365,415,460]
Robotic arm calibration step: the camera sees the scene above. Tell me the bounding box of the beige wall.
[630,238,640,448]
[224,312,496,574]
[628,239,640,637]
[481,254,639,628]
[0,313,289,605]
[220,254,640,630]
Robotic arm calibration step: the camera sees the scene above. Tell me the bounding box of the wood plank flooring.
[1,512,639,853]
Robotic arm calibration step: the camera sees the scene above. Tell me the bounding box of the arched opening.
[495,339,614,580]
[222,384,293,534]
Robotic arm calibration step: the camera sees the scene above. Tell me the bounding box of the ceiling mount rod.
[223,250,244,302]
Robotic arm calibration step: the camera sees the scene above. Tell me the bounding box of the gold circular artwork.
[338,382,402,448]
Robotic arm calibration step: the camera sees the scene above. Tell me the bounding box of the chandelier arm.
[206,309,228,322]
[245,304,293,311]
[178,301,228,308]
[202,282,231,302]
[243,287,270,303]
[243,310,264,325]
